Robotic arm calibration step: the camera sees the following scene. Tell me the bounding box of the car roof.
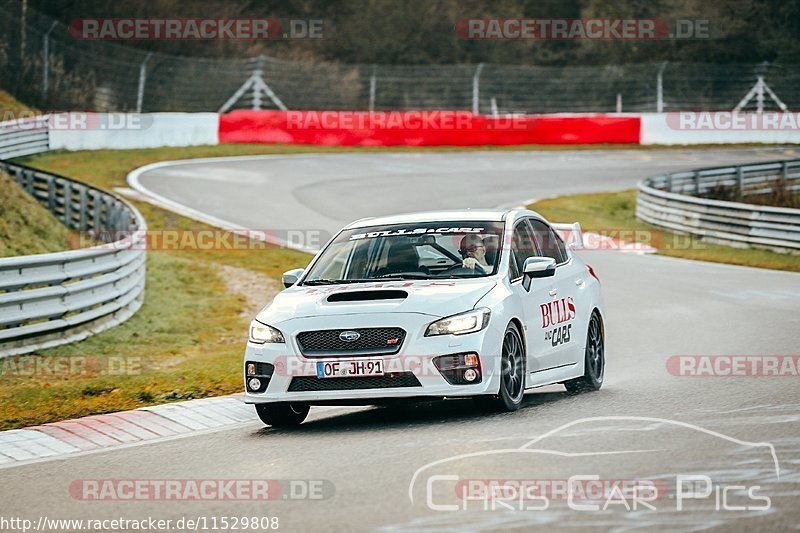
[345,209,520,229]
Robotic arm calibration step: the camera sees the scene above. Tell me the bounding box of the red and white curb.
[0,395,258,467]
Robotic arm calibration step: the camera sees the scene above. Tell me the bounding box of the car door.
[529,218,587,366]
[507,219,563,377]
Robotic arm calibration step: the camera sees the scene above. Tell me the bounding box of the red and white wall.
[44,110,800,150]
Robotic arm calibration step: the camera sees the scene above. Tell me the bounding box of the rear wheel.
[564,311,604,394]
[255,402,309,427]
[475,322,526,412]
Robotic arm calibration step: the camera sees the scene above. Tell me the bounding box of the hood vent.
[327,290,408,303]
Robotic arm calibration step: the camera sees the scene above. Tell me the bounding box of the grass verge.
[529,190,800,272]
[0,146,321,429]
[0,170,76,257]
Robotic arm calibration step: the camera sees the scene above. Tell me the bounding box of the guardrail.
[0,159,147,357]
[637,159,800,252]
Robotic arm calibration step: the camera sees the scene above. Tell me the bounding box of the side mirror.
[282,268,305,288]
[524,256,557,277]
[522,257,556,291]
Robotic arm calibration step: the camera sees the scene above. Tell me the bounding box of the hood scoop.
[327,290,408,303]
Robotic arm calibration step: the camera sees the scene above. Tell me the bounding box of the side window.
[530,219,567,264]
[510,220,537,278]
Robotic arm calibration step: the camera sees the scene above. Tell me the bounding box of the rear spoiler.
[550,222,584,250]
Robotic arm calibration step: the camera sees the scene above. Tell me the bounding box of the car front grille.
[296,327,406,356]
[287,372,421,392]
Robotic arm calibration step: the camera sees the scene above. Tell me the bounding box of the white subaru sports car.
[244,209,604,427]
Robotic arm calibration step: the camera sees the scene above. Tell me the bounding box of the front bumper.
[243,313,504,404]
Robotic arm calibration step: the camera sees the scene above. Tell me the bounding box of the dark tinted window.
[510,220,537,278]
[530,219,567,264]
[304,221,505,282]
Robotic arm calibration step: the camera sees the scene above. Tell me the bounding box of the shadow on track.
[254,390,572,436]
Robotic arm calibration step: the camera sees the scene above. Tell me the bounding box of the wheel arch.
[590,307,605,337]
[508,316,527,356]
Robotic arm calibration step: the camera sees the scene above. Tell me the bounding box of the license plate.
[316,360,384,378]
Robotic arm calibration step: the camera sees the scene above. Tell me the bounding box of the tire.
[474,322,526,412]
[564,311,604,394]
[255,402,309,427]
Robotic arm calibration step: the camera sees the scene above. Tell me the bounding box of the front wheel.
[255,402,309,427]
[475,322,526,412]
[564,311,604,394]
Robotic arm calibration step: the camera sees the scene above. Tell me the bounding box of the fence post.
[42,21,58,100]
[79,186,88,230]
[755,76,765,114]
[47,177,56,211]
[252,55,265,110]
[472,63,484,115]
[136,52,153,113]
[25,169,34,194]
[736,165,744,197]
[694,171,700,195]
[92,190,101,231]
[369,65,377,112]
[616,93,622,113]
[63,181,72,228]
[656,61,668,112]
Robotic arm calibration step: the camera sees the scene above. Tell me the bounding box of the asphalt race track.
[3,148,800,531]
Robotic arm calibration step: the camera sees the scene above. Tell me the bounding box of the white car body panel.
[243,208,604,405]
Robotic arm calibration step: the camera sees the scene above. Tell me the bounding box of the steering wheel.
[441,263,481,275]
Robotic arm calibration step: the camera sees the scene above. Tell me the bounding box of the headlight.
[425,308,491,336]
[249,321,285,344]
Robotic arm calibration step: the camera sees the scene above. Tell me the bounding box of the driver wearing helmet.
[459,234,492,273]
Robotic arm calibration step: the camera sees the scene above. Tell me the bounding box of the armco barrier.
[637,159,800,252]
[218,111,641,146]
[0,159,147,357]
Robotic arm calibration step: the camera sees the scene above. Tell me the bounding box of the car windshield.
[302,221,505,284]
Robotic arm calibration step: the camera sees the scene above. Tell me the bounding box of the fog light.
[246,363,256,376]
[248,377,262,391]
[464,353,479,367]
[463,368,478,382]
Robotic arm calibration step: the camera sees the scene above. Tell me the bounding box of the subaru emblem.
[339,330,360,342]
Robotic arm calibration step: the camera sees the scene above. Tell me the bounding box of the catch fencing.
[637,159,800,252]
[1,7,799,114]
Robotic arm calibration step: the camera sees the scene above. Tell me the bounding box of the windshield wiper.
[302,274,431,285]
[302,278,397,286]
[375,273,431,280]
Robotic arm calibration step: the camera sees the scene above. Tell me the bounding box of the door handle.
[548,288,558,297]
[575,278,585,286]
